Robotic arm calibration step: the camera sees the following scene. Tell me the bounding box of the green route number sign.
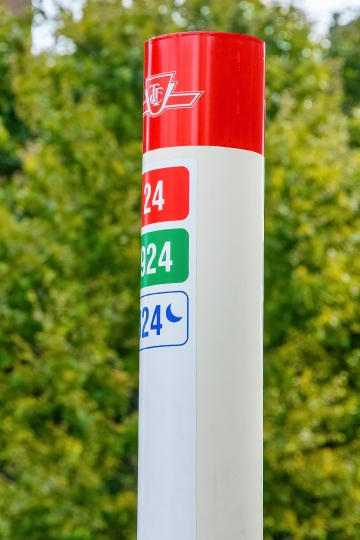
[141,228,189,288]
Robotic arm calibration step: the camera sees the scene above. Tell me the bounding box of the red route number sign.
[142,166,189,226]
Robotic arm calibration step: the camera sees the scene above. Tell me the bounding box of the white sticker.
[140,290,189,351]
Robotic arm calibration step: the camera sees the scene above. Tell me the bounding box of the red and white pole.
[138,32,265,540]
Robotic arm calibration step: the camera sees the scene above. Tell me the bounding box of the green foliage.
[1,0,360,538]
[0,5,30,175]
[329,13,360,111]
[329,14,360,147]
[0,2,141,538]
[264,88,360,540]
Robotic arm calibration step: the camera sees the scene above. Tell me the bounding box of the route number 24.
[144,181,165,214]
[141,241,173,277]
[140,305,162,338]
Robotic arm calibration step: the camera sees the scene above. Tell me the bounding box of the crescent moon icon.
[166,304,183,323]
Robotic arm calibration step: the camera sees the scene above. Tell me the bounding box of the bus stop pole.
[138,31,265,540]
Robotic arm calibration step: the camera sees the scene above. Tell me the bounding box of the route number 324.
[141,241,173,277]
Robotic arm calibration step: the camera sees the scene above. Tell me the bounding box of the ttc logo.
[143,71,204,118]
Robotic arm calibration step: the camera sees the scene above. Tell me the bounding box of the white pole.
[138,32,265,540]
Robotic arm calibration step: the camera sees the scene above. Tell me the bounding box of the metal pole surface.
[138,31,265,540]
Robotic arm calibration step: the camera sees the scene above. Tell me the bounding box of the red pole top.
[143,32,265,155]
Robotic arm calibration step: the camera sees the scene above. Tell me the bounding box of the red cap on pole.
[143,32,265,155]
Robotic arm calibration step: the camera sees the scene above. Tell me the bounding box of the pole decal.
[143,72,204,117]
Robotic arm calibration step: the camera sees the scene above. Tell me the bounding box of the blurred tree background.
[1,0,360,538]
